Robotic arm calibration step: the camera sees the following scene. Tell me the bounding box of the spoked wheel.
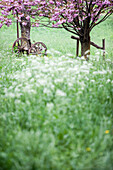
[29,42,47,56]
[12,38,31,54]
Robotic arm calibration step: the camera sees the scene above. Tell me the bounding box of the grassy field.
[0,16,113,170]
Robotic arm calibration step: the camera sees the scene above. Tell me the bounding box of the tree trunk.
[20,16,31,52]
[80,32,90,60]
[79,17,91,60]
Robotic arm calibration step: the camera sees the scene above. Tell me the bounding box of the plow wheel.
[29,42,47,55]
[12,38,31,54]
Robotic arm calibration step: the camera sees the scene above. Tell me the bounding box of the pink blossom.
[0,23,3,28]
[26,16,30,20]
[35,23,39,27]
[0,0,112,34]
[22,22,27,26]
[49,0,54,5]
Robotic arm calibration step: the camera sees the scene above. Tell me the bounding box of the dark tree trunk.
[20,16,31,51]
[79,18,91,60]
[80,33,90,59]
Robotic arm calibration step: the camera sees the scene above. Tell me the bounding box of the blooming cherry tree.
[0,0,113,56]
[37,0,113,57]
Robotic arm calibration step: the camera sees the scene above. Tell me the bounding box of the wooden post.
[71,35,106,60]
[16,12,19,39]
[102,39,105,59]
[76,39,79,57]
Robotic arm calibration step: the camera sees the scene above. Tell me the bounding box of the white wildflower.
[108,70,112,74]
[54,79,64,84]
[68,82,73,87]
[99,85,103,88]
[37,79,47,86]
[83,64,89,69]
[12,81,17,86]
[83,61,88,65]
[43,88,51,94]
[16,93,22,98]
[30,78,35,82]
[80,56,85,60]
[8,86,14,90]
[57,67,65,71]
[106,59,111,62]
[49,84,55,90]
[66,53,73,57]
[95,51,100,55]
[21,61,26,65]
[14,87,20,93]
[46,102,54,110]
[56,89,67,97]
[15,99,21,104]
[26,71,32,77]
[5,92,15,98]
[106,79,111,83]
[93,70,107,75]
[54,50,61,54]
[61,55,66,58]
[26,100,31,106]
[81,86,85,90]
[81,69,89,74]
[90,80,95,83]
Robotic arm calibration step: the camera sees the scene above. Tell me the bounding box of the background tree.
[37,0,113,57]
[0,0,113,56]
[0,0,38,50]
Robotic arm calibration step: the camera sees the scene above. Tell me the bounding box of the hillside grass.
[0,16,113,170]
[0,15,113,57]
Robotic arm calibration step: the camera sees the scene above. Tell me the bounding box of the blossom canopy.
[0,0,113,34]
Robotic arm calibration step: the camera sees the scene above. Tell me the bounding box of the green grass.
[0,16,113,170]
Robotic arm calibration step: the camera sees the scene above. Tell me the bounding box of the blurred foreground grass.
[0,15,113,170]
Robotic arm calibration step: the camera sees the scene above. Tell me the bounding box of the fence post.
[102,39,105,59]
[16,12,19,39]
[76,39,79,57]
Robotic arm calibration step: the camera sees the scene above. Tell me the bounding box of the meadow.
[0,15,113,170]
